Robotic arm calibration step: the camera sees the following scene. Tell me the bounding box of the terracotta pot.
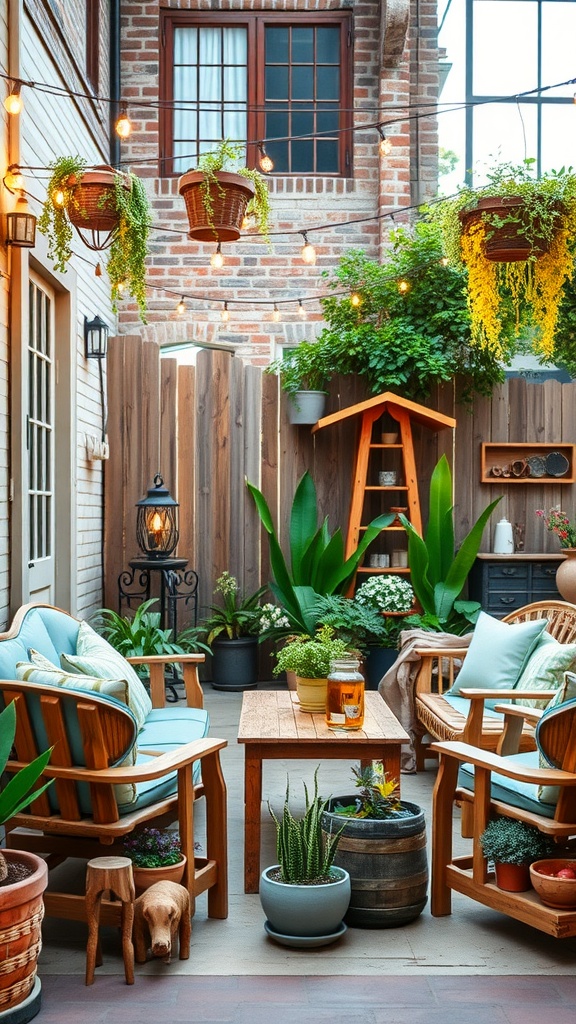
[460,196,560,263]
[131,855,187,896]
[178,170,255,242]
[68,165,130,233]
[556,549,576,603]
[494,860,531,892]
[0,850,48,1015]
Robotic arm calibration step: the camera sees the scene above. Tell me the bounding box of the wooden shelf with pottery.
[480,443,576,484]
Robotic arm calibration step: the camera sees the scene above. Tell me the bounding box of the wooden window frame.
[160,10,353,178]
[86,0,100,92]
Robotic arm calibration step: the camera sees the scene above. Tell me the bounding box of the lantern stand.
[117,474,199,701]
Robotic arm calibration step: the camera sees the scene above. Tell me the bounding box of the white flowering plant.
[256,603,292,639]
[355,574,414,614]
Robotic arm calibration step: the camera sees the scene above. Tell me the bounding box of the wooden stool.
[85,856,135,985]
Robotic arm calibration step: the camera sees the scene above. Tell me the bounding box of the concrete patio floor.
[35,682,576,1021]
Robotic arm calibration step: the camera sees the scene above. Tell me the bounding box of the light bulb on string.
[350,290,362,307]
[258,143,274,173]
[4,81,23,115]
[115,103,132,138]
[397,279,410,294]
[3,165,24,191]
[53,188,66,207]
[117,280,127,296]
[300,232,317,265]
[298,299,306,318]
[377,126,392,156]
[211,242,224,269]
[272,303,281,322]
[176,296,186,315]
[221,301,230,323]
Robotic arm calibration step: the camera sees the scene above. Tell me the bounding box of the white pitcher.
[493,517,514,554]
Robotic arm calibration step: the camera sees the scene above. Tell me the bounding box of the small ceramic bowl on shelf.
[530,859,576,909]
[381,433,398,445]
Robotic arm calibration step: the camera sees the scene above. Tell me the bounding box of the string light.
[3,164,24,191]
[350,291,362,307]
[272,303,280,322]
[53,187,66,207]
[377,126,393,156]
[210,242,224,269]
[4,80,23,115]
[176,296,186,315]
[258,143,274,173]
[115,103,132,138]
[397,279,410,294]
[298,299,306,318]
[117,280,127,296]
[300,231,317,265]
[221,301,230,322]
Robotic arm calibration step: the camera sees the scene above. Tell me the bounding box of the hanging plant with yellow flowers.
[431,159,576,362]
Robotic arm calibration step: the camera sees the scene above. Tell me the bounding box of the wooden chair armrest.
[126,655,205,710]
[430,739,576,785]
[414,648,469,659]
[126,654,205,665]
[492,703,547,722]
[414,649,468,696]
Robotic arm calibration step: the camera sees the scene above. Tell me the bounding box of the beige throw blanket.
[378,628,473,773]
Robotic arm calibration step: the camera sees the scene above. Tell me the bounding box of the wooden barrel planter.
[460,196,560,263]
[322,799,428,927]
[178,170,255,242]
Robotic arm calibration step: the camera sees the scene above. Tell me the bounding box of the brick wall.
[118,0,439,357]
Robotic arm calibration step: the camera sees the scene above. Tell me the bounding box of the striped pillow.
[60,621,152,730]
[514,635,576,709]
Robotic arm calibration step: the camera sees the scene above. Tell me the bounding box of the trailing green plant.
[399,454,501,634]
[194,571,267,644]
[122,827,182,868]
[266,340,330,397]
[246,471,394,634]
[268,767,345,883]
[479,816,555,866]
[38,155,151,321]
[273,625,354,679]
[0,702,54,881]
[331,762,413,820]
[196,140,271,243]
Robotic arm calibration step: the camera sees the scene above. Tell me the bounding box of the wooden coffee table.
[237,689,410,893]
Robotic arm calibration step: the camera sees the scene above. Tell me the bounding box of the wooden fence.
[104,336,576,631]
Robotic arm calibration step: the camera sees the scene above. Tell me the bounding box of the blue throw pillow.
[446,611,547,698]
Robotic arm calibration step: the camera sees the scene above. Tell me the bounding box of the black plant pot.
[364,646,399,690]
[210,636,259,691]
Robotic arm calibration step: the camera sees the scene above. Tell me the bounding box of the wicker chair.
[414,600,576,770]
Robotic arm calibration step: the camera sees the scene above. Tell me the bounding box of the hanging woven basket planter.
[459,196,561,263]
[67,165,131,250]
[178,170,256,242]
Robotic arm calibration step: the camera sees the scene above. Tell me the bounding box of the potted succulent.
[430,159,576,362]
[37,154,151,321]
[273,625,354,712]
[122,827,186,895]
[178,139,271,243]
[267,340,330,425]
[322,761,428,927]
[260,768,350,946]
[0,702,53,1021]
[194,571,266,691]
[479,816,556,892]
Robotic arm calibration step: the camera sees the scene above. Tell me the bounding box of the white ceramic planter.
[287,391,327,425]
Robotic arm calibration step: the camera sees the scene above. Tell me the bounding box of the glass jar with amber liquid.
[326,656,365,729]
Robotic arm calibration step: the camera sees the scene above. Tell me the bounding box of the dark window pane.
[317,66,340,99]
[292,67,314,100]
[267,139,289,172]
[316,139,339,172]
[291,27,313,63]
[292,110,314,138]
[265,65,289,99]
[266,109,289,140]
[266,27,289,63]
[316,27,340,63]
[292,139,314,172]
[317,107,339,134]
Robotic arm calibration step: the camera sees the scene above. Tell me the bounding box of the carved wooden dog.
[133,881,191,963]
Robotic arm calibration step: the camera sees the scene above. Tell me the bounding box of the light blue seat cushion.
[118,706,210,814]
[457,751,556,819]
[0,606,79,679]
[442,693,506,722]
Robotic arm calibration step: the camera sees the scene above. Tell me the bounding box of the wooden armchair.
[431,695,576,938]
[0,604,228,926]
[414,600,576,770]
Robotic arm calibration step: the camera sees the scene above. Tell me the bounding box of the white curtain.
[173,26,247,172]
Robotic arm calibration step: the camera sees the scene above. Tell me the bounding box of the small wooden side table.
[85,856,135,986]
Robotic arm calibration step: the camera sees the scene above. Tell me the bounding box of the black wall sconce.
[5,191,37,248]
[136,474,180,559]
[84,315,110,359]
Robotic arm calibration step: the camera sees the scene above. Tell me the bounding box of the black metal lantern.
[84,315,110,359]
[5,192,37,247]
[136,474,179,559]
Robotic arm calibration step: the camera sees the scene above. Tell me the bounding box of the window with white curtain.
[161,11,353,176]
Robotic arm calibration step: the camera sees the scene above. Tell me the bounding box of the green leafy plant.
[312,595,394,652]
[196,140,271,242]
[273,625,353,679]
[480,817,555,866]
[268,768,345,883]
[247,471,394,633]
[196,571,267,643]
[122,827,182,868]
[266,340,330,397]
[399,454,501,634]
[37,156,151,321]
[331,762,413,820]
[535,506,576,548]
[0,702,53,881]
[89,599,203,679]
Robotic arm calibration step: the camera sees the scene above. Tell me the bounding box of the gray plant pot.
[210,636,258,691]
[287,390,327,425]
[259,865,351,939]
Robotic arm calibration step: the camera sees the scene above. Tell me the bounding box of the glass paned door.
[27,275,54,600]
